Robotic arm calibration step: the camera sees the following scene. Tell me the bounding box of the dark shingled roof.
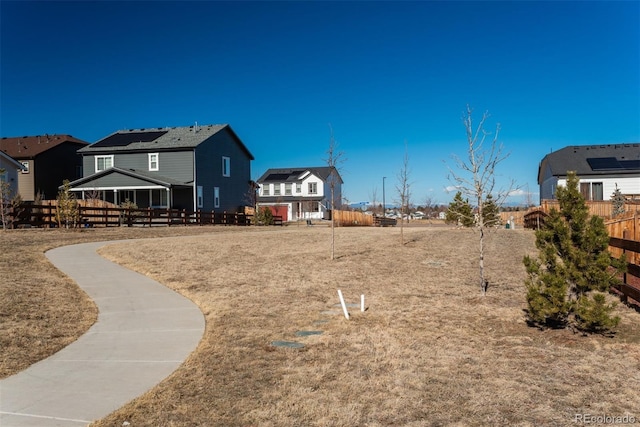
[257,167,343,184]
[79,124,254,160]
[1,134,89,159]
[538,143,640,184]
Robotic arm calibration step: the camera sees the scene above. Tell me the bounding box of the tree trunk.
[480,226,486,295]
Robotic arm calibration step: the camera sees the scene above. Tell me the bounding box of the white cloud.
[444,185,459,193]
[508,189,527,196]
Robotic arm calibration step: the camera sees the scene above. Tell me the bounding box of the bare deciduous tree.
[325,125,345,260]
[0,168,11,229]
[423,194,436,221]
[447,105,518,295]
[369,187,379,215]
[396,141,412,244]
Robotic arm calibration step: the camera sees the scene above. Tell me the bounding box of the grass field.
[2,224,639,426]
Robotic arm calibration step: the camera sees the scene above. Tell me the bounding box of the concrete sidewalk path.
[0,241,205,427]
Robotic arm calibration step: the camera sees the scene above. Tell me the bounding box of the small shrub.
[255,207,274,226]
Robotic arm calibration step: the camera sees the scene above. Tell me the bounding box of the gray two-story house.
[69,124,254,212]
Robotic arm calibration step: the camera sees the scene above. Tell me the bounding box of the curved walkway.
[0,241,205,426]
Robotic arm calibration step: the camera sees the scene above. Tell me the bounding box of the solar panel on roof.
[587,157,623,171]
[620,160,640,170]
[92,131,168,148]
[265,173,291,181]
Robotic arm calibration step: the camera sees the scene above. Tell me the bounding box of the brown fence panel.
[332,210,373,226]
[500,211,526,227]
[8,203,254,228]
[605,212,639,265]
[606,212,640,304]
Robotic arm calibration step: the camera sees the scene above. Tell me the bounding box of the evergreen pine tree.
[446,191,474,227]
[482,194,501,227]
[523,171,625,333]
[611,184,625,217]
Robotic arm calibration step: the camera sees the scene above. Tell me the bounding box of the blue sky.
[1,1,638,206]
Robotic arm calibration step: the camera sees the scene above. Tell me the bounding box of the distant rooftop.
[0,134,89,158]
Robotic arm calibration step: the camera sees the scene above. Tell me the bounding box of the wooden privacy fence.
[332,210,374,226]
[6,202,264,228]
[524,199,640,230]
[606,212,640,304]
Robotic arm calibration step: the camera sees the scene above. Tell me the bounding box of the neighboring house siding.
[195,130,251,211]
[556,176,640,200]
[36,144,84,199]
[114,151,194,181]
[0,157,21,197]
[84,151,194,182]
[17,159,35,202]
[302,175,324,198]
[82,156,95,175]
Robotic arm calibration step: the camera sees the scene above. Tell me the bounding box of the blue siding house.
[69,124,254,212]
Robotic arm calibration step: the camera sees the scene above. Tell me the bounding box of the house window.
[580,182,603,201]
[285,183,292,195]
[197,186,203,208]
[308,182,317,194]
[592,182,603,201]
[20,161,29,174]
[263,184,270,196]
[274,184,281,196]
[95,155,113,172]
[148,153,159,171]
[151,189,168,207]
[296,183,301,193]
[214,187,220,208]
[222,156,231,177]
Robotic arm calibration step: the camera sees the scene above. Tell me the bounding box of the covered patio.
[66,167,193,209]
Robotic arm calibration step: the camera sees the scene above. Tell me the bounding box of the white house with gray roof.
[256,167,343,221]
[538,143,640,203]
[69,124,254,212]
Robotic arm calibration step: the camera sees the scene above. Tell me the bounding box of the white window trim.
[95,155,114,172]
[197,186,204,208]
[20,161,29,174]
[222,156,231,177]
[148,153,159,171]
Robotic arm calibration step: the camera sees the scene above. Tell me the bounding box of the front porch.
[66,167,193,210]
[258,199,326,222]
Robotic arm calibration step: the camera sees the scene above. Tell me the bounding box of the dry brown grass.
[73,226,640,426]
[0,226,233,378]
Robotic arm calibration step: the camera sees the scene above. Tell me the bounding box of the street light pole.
[382,176,386,218]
